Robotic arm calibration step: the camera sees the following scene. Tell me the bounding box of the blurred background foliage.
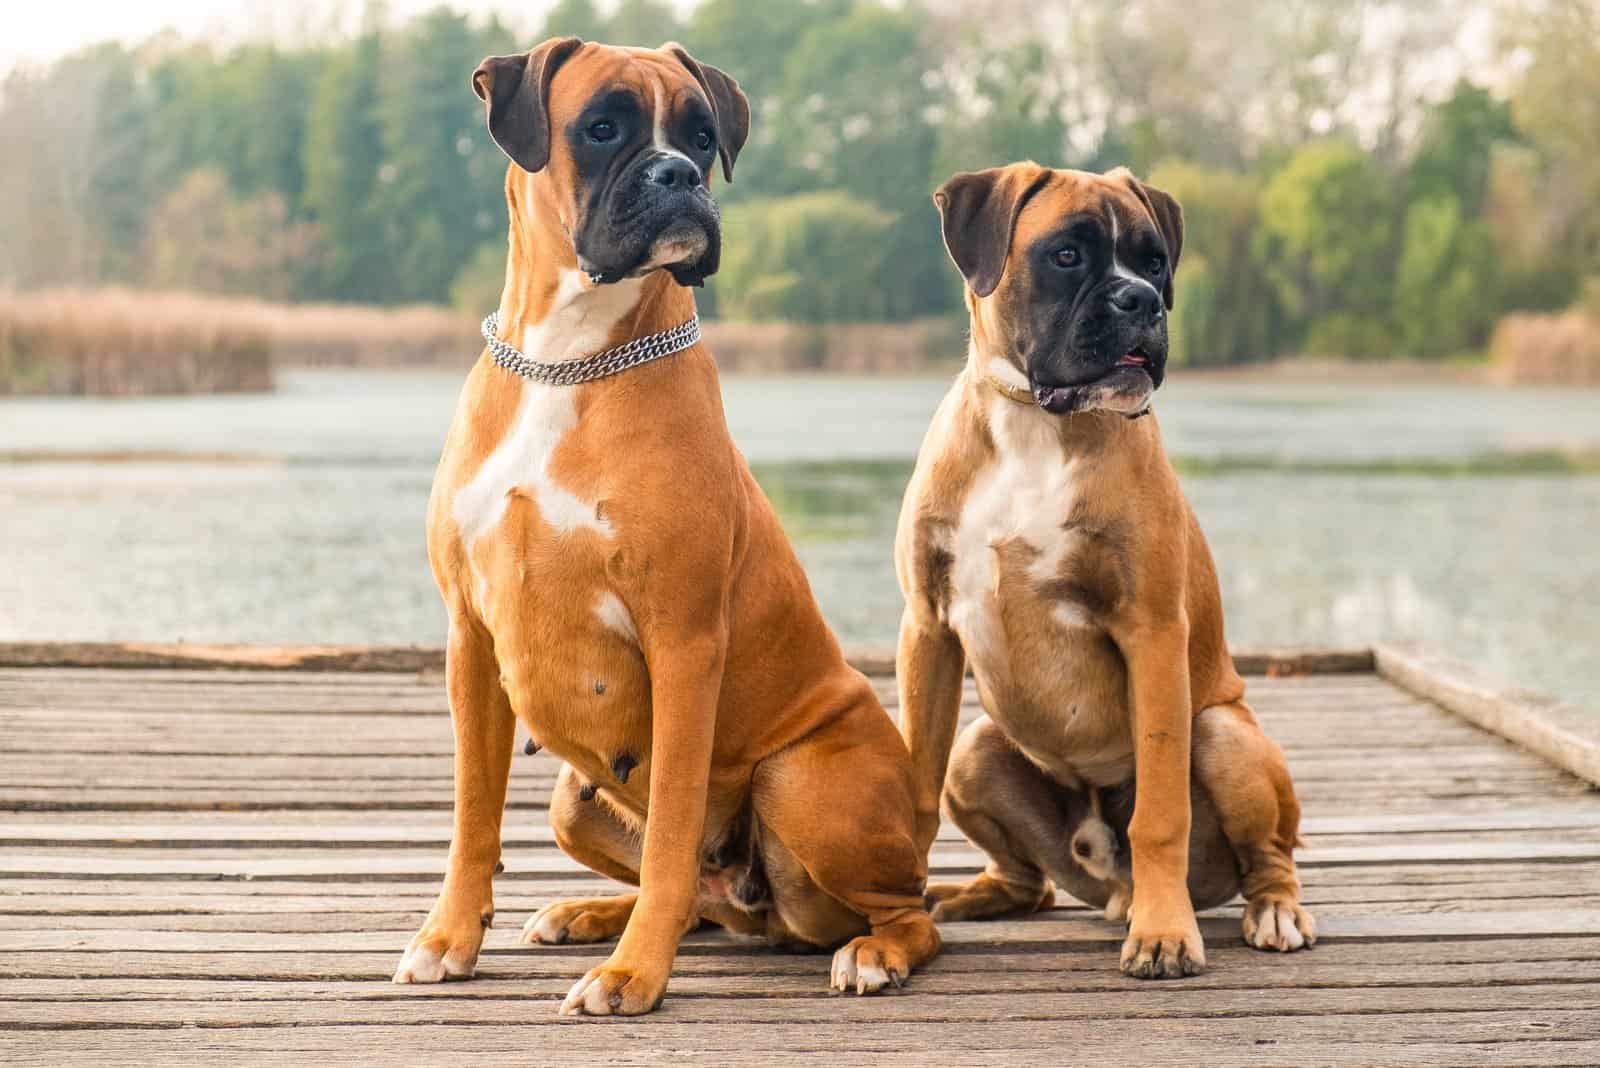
[1,0,1596,365]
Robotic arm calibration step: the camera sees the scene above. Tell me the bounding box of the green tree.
[774,7,936,211]
[1408,81,1514,213]
[933,38,1067,176]
[148,45,315,209]
[715,192,894,321]
[1504,0,1600,279]
[302,32,390,301]
[686,0,851,206]
[771,6,947,317]
[541,0,611,40]
[372,11,515,303]
[1148,161,1281,364]
[450,241,507,317]
[145,169,321,299]
[607,0,681,46]
[1257,140,1398,354]
[1393,194,1497,358]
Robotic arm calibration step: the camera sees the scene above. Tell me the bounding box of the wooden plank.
[2,1026,1596,1068]
[1376,643,1600,786]
[0,642,1375,677]
[1,655,1597,1066]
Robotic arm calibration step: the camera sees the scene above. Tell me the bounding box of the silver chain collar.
[481,310,702,387]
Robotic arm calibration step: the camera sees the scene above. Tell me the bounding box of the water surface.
[0,370,1595,707]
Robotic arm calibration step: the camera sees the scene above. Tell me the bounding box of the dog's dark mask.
[473,39,750,288]
[936,165,1184,416]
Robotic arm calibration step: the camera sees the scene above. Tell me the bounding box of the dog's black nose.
[645,156,702,189]
[1110,283,1162,320]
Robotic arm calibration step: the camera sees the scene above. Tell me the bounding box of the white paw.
[392,943,474,984]
[1243,897,1317,952]
[829,942,900,995]
[520,906,568,945]
[1104,886,1131,924]
[561,971,617,1015]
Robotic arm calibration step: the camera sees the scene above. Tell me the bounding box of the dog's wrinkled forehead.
[1010,173,1164,285]
[548,48,703,137]
[935,163,1183,309]
[473,39,748,186]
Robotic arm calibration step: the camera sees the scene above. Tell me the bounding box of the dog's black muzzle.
[575,151,722,287]
[1029,282,1169,414]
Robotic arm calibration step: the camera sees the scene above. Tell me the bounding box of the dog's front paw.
[830,934,912,995]
[559,955,668,1016]
[520,895,634,946]
[1243,892,1317,952]
[1120,904,1205,979]
[393,905,490,983]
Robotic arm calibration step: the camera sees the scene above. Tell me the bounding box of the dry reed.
[1488,311,1600,386]
[0,288,963,396]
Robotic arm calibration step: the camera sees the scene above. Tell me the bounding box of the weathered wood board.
[1,650,1597,1065]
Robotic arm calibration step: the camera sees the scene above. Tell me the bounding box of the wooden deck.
[2,645,1598,1066]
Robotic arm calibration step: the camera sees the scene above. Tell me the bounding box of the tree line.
[1,0,1594,365]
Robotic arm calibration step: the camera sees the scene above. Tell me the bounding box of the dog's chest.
[944,406,1133,784]
[449,383,651,778]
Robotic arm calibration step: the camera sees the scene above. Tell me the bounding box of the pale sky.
[0,1,577,73]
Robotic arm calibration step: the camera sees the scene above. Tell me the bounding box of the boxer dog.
[895,162,1315,978]
[393,39,939,1014]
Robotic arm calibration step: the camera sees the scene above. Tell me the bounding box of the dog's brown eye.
[1052,247,1079,268]
[1147,254,1166,276]
[587,119,617,144]
[694,127,715,151]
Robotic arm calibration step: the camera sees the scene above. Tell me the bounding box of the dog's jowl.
[896,162,1315,978]
[391,38,939,1016]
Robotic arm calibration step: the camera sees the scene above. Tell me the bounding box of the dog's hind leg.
[521,762,641,945]
[524,763,768,945]
[930,715,1095,921]
[1193,701,1316,952]
[751,705,941,994]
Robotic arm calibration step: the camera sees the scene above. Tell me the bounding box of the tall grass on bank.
[1489,312,1600,386]
[700,318,964,374]
[0,289,475,396]
[0,288,966,395]
[0,289,275,396]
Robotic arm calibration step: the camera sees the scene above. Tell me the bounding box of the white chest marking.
[451,383,609,553]
[517,269,645,363]
[948,393,1092,674]
[594,591,639,645]
[453,270,640,603]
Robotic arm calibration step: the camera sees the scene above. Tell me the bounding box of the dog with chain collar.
[393,37,939,1017]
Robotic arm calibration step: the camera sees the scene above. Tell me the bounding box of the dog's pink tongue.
[1117,352,1147,366]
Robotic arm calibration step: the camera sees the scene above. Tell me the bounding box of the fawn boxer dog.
[895,162,1316,978]
[392,39,939,1014]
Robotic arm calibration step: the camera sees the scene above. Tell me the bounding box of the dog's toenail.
[481,910,494,928]
[524,738,540,755]
[579,782,597,801]
[494,860,505,874]
[612,752,637,783]
[594,679,606,695]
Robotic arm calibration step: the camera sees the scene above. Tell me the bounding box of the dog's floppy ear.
[934,163,1052,299]
[1116,169,1184,310]
[472,36,584,174]
[664,43,750,183]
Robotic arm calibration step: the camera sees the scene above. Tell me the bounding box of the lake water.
[1,369,1596,708]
